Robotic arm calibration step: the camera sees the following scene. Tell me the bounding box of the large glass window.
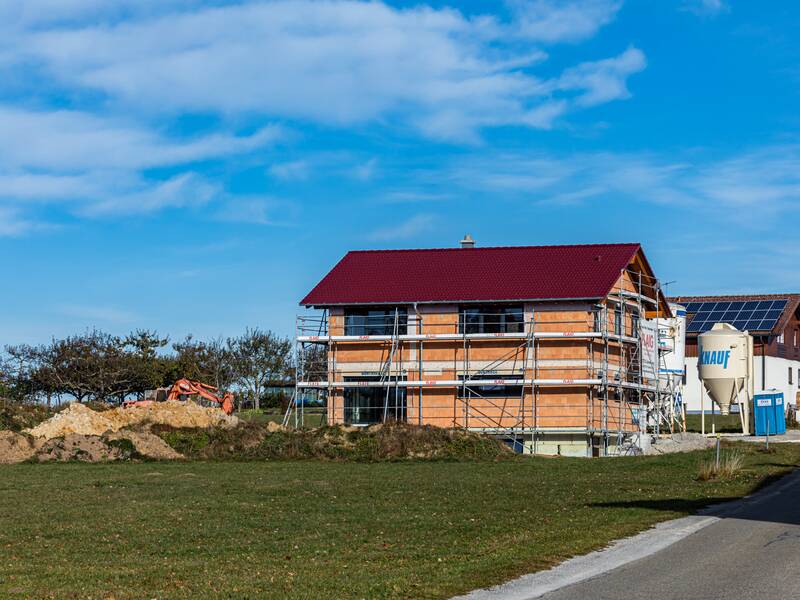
[344,307,408,336]
[343,377,406,424]
[459,305,524,334]
[460,374,523,398]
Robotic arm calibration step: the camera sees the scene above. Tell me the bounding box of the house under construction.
[291,240,680,457]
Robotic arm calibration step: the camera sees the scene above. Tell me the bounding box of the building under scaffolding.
[288,241,684,456]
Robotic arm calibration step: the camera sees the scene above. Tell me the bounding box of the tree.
[123,329,172,399]
[172,336,233,390]
[227,328,292,410]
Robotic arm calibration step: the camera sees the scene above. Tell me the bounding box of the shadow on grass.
[590,471,800,526]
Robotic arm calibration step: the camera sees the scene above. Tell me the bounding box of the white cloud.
[351,158,378,182]
[77,173,217,217]
[3,0,639,142]
[0,106,282,172]
[436,145,800,221]
[509,0,622,43]
[0,0,643,234]
[269,160,310,181]
[216,197,277,226]
[0,206,53,236]
[368,213,436,241]
[557,47,646,107]
[682,0,727,16]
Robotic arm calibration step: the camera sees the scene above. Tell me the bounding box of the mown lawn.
[1,443,799,599]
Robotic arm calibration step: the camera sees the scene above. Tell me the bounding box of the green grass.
[1,443,799,599]
[239,408,327,428]
[685,413,745,433]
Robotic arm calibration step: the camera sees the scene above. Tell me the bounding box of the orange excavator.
[125,378,235,415]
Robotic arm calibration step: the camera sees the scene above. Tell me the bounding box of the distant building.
[670,294,800,413]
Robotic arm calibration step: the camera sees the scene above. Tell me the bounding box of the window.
[460,374,523,398]
[795,330,798,347]
[778,332,785,344]
[344,307,407,336]
[343,376,406,425]
[459,305,523,334]
[790,367,793,386]
[614,309,622,335]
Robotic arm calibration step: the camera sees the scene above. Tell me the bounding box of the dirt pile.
[106,430,183,460]
[36,434,127,462]
[0,431,40,463]
[25,400,238,440]
[158,421,514,461]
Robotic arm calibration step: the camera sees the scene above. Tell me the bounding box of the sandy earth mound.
[36,434,126,462]
[25,403,116,439]
[25,400,238,440]
[106,430,184,460]
[0,431,40,463]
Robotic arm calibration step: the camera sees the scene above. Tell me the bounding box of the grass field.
[684,413,745,433]
[1,443,799,599]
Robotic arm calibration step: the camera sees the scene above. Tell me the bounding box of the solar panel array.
[684,299,787,333]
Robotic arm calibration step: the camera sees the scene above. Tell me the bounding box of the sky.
[2,0,800,344]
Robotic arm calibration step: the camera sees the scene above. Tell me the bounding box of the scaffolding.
[287,267,682,456]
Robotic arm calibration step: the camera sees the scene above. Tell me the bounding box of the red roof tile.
[301,243,642,306]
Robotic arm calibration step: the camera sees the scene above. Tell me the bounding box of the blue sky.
[2,0,800,344]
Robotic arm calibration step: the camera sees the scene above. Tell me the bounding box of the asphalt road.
[542,473,800,600]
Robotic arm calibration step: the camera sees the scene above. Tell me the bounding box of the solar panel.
[682,298,788,334]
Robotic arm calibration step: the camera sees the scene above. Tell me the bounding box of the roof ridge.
[347,242,641,254]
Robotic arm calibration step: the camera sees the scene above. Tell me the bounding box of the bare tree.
[227,328,292,410]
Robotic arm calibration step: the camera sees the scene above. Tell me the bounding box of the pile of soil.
[25,400,238,440]
[157,421,514,462]
[0,431,39,464]
[106,430,183,460]
[36,434,127,463]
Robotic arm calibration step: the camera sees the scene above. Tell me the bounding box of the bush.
[0,402,53,432]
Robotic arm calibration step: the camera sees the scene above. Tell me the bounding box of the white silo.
[697,323,753,432]
[659,303,686,377]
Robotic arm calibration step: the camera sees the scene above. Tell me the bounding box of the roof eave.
[300,296,605,308]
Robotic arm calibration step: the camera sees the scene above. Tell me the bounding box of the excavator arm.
[167,378,235,415]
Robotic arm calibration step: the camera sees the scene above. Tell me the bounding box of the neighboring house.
[296,240,673,457]
[670,294,800,414]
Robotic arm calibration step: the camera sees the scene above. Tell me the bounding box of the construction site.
[290,241,688,457]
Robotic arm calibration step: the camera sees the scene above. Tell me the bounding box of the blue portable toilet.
[754,390,786,436]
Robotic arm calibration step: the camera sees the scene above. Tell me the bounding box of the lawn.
[1,443,799,599]
[684,413,745,433]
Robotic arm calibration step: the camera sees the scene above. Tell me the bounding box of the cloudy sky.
[3,0,800,343]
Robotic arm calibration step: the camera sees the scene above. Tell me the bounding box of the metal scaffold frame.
[286,267,683,456]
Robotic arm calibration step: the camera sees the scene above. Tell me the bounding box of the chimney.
[460,234,475,249]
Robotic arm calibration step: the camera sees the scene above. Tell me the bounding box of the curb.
[453,468,800,600]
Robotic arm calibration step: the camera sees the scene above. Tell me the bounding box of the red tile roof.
[301,243,642,306]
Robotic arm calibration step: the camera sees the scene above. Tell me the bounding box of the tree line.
[0,328,300,410]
